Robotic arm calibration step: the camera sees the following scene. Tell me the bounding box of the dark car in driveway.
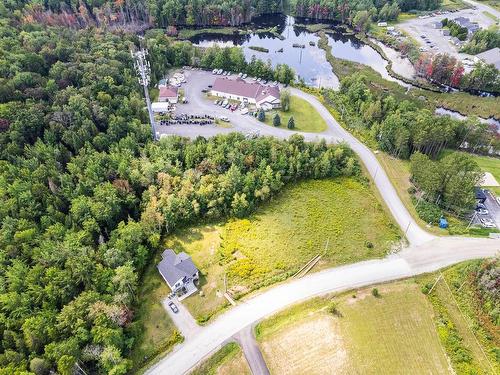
[168,301,179,313]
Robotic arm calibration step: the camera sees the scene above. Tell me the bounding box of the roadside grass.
[477,0,500,12]
[190,342,251,375]
[262,95,328,132]
[376,152,448,235]
[162,177,401,322]
[483,10,499,21]
[129,256,183,372]
[441,0,467,11]
[256,281,451,374]
[418,261,500,374]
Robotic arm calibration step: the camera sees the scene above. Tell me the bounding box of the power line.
[131,47,157,140]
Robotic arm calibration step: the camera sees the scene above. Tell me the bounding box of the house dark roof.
[157,249,198,288]
[159,85,178,99]
[212,78,280,102]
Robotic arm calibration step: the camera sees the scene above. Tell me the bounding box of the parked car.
[168,301,179,313]
[219,116,230,122]
[262,80,267,84]
[480,218,496,228]
[242,74,248,79]
[201,89,208,93]
[222,99,228,106]
[214,100,219,105]
[208,84,212,88]
[476,203,486,210]
[496,197,500,205]
[238,72,243,77]
[476,208,489,215]
[257,77,261,82]
[217,69,223,74]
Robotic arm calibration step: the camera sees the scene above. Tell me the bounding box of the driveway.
[234,325,270,375]
[162,297,201,340]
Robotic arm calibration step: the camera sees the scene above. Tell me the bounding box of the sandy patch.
[480,172,499,187]
[261,316,350,375]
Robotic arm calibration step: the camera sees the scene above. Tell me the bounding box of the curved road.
[149,71,499,374]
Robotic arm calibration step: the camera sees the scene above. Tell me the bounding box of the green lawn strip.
[129,257,183,372]
[164,177,401,322]
[261,95,328,132]
[190,342,250,375]
[256,281,451,374]
[419,261,500,374]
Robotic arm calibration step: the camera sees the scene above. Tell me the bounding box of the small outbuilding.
[157,249,199,300]
[158,85,179,104]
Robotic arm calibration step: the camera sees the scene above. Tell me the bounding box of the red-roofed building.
[211,78,280,109]
[158,85,179,104]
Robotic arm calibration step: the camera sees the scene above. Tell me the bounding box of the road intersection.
[148,70,499,375]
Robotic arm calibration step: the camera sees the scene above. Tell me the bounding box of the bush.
[327,300,341,316]
[415,199,443,224]
[273,113,281,127]
[257,109,265,121]
[365,241,374,249]
[372,288,380,297]
[287,116,295,129]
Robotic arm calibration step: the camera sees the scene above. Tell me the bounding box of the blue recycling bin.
[439,217,448,229]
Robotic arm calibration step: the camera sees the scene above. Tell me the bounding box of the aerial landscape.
[0,0,499,374]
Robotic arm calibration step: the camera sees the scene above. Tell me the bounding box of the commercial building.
[476,47,500,70]
[211,78,281,109]
[158,85,179,104]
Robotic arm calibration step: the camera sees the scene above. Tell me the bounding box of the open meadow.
[162,177,401,322]
[255,281,451,374]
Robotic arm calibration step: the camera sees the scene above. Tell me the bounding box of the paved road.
[463,0,500,19]
[146,71,499,375]
[234,325,270,375]
[147,238,498,375]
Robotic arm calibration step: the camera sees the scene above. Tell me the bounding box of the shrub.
[273,113,281,127]
[365,241,374,249]
[372,288,380,297]
[415,199,442,224]
[327,300,341,316]
[257,109,265,121]
[287,116,295,129]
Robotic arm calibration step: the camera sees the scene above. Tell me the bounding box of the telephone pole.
[131,47,157,140]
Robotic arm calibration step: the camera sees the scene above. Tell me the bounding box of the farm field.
[262,95,328,132]
[255,281,451,374]
[190,343,251,375]
[162,177,401,323]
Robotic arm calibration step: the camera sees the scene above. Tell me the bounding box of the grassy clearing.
[129,258,183,372]
[256,281,451,374]
[190,342,251,375]
[262,95,327,133]
[418,261,500,374]
[177,27,237,39]
[164,177,401,322]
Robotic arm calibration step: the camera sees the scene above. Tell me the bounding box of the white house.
[157,249,199,300]
[211,78,281,109]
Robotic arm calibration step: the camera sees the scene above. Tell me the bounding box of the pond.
[435,107,500,133]
[190,15,408,89]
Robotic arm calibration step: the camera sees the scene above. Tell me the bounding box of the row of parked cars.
[213,98,247,112]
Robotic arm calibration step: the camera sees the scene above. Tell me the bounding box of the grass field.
[256,281,451,374]
[190,342,251,375]
[164,177,401,322]
[262,95,328,133]
[129,258,183,372]
[419,261,500,374]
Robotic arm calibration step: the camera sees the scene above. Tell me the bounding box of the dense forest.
[0,13,359,373]
[1,0,442,29]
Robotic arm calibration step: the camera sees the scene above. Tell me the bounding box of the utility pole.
[131,47,157,140]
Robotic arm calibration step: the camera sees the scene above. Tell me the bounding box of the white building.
[211,78,281,109]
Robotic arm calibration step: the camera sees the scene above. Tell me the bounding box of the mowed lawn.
[256,281,451,375]
[164,177,401,322]
[262,95,327,132]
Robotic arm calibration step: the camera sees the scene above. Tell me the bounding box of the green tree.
[280,88,291,112]
[273,113,281,127]
[287,116,295,129]
[257,109,265,121]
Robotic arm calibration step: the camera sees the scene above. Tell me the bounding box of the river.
[189,14,409,89]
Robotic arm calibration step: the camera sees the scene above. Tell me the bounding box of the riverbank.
[317,31,500,119]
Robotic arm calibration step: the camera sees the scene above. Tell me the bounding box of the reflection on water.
[191,15,340,88]
[190,14,411,89]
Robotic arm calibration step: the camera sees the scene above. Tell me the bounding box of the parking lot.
[471,188,500,229]
[398,7,497,61]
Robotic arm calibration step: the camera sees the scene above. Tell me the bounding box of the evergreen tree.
[287,116,295,129]
[258,109,265,121]
[273,113,281,127]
